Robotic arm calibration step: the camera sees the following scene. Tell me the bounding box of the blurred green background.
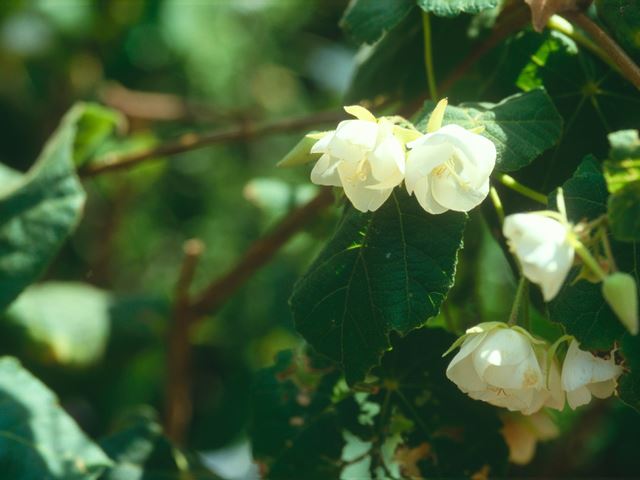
[0,0,351,461]
[2,1,640,478]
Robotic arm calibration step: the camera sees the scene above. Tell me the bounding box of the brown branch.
[189,188,334,316]
[164,238,205,445]
[562,10,640,91]
[79,110,346,177]
[99,82,244,123]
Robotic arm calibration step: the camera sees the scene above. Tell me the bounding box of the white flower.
[446,323,564,414]
[309,107,405,213]
[501,411,559,465]
[404,124,496,214]
[503,213,575,301]
[560,339,622,410]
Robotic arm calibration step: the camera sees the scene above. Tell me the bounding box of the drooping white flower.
[309,106,405,212]
[405,124,496,214]
[503,213,575,301]
[560,339,622,410]
[602,272,639,335]
[445,322,564,414]
[501,411,559,465]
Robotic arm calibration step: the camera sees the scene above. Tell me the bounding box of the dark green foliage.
[291,190,466,384]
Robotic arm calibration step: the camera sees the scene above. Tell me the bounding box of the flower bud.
[445,322,564,414]
[560,339,622,410]
[503,213,574,301]
[602,272,639,335]
[405,124,496,214]
[310,106,405,212]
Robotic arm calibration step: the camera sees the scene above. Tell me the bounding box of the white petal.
[588,379,617,399]
[473,329,532,373]
[334,120,378,149]
[434,124,496,178]
[368,136,405,183]
[310,154,342,186]
[503,213,574,301]
[412,178,448,214]
[566,386,592,410]
[430,173,488,212]
[447,356,488,392]
[310,131,335,154]
[404,142,452,194]
[447,333,488,391]
[561,340,595,392]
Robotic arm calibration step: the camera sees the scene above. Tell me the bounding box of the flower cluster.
[445,322,622,415]
[309,101,496,214]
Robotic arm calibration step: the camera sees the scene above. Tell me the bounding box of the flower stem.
[496,173,548,205]
[547,15,620,75]
[571,238,608,282]
[421,11,438,101]
[489,186,505,224]
[509,276,529,326]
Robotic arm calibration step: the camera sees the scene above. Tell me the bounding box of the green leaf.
[291,189,466,385]
[276,134,323,168]
[250,350,344,480]
[99,408,220,480]
[604,130,640,241]
[548,157,627,350]
[346,11,474,103]
[516,31,640,190]
[340,0,415,45]
[0,104,88,312]
[71,103,124,168]
[417,89,563,172]
[4,282,112,368]
[417,0,498,17]
[608,181,640,242]
[0,356,111,479]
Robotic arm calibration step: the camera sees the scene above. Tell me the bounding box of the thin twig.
[189,188,334,315]
[562,10,640,90]
[165,238,205,445]
[80,110,346,177]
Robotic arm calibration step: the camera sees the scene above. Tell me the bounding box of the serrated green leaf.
[5,282,112,368]
[291,189,466,385]
[340,0,415,45]
[0,356,111,479]
[548,157,628,350]
[416,89,563,172]
[0,104,88,313]
[417,0,498,17]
